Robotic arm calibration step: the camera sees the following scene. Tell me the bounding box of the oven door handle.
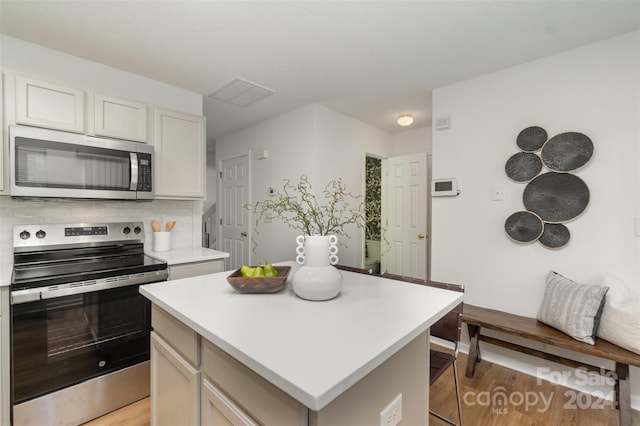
[11,270,168,305]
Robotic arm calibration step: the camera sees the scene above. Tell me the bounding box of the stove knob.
[133,226,142,234]
[19,230,31,240]
[123,226,131,235]
[36,230,46,239]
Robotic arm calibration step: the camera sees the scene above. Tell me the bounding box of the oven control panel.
[13,222,146,249]
[64,226,109,237]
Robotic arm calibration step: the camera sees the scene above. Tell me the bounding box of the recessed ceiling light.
[397,114,414,127]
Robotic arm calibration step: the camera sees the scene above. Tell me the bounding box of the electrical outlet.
[380,393,402,426]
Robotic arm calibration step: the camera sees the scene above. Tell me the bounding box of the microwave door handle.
[130,153,139,191]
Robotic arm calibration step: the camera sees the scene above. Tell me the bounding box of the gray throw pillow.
[537,271,609,345]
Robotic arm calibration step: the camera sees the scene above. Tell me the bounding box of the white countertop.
[145,246,229,265]
[139,262,463,411]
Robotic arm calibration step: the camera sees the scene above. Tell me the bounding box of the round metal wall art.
[505,211,543,243]
[505,152,542,182]
[523,172,589,223]
[541,132,594,172]
[539,223,571,249]
[504,126,592,249]
[516,126,547,152]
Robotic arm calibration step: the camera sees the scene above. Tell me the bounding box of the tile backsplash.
[0,196,204,267]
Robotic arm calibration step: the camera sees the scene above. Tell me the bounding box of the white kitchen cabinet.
[0,287,10,426]
[15,75,85,133]
[146,248,228,281]
[151,305,201,426]
[168,259,225,280]
[201,378,258,426]
[153,108,205,199]
[92,93,148,142]
[149,305,429,426]
[200,339,304,426]
[151,332,201,426]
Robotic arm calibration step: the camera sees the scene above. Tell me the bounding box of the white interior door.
[219,154,250,270]
[381,153,428,279]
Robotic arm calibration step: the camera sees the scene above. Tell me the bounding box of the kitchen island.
[140,262,463,425]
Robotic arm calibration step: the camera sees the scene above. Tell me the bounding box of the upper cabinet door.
[93,93,148,142]
[0,72,4,193]
[15,75,85,133]
[153,108,205,199]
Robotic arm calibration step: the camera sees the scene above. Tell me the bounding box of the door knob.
[240,232,247,237]
[418,233,426,239]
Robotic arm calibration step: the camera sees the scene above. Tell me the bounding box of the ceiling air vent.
[209,77,275,107]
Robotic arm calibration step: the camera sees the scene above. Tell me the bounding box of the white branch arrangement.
[247,175,365,239]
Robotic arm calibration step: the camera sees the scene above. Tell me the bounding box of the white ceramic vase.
[292,235,342,301]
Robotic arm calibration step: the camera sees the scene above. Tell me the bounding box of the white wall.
[216,103,392,266]
[432,31,640,407]
[391,126,432,156]
[314,106,392,266]
[0,35,206,273]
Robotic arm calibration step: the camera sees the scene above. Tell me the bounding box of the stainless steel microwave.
[9,125,154,200]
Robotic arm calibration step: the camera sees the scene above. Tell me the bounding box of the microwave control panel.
[137,153,153,192]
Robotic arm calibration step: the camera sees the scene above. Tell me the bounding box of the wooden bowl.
[226,266,291,294]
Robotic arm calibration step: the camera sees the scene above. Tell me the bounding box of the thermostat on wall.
[432,178,460,197]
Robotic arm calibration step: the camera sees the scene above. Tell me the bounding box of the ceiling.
[1,1,638,144]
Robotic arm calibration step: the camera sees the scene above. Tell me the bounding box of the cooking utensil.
[151,220,161,232]
[165,221,176,232]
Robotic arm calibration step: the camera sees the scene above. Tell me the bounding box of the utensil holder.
[153,231,171,252]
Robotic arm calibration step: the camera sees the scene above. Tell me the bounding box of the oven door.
[11,284,151,404]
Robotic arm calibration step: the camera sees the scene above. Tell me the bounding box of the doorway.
[365,156,382,274]
[219,153,251,270]
[379,152,429,279]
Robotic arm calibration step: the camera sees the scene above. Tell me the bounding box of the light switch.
[492,184,505,201]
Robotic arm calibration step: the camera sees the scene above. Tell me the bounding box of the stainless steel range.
[10,222,168,425]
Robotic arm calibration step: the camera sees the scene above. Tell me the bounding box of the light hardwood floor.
[85,350,639,426]
[83,398,150,426]
[431,350,639,426]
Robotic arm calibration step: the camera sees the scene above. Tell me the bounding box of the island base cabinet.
[151,332,201,426]
[201,332,428,426]
[201,378,259,426]
[309,331,428,426]
[150,304,430,426]
[201,340,307,426]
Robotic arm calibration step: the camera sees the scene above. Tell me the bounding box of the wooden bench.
[463,304,640,426]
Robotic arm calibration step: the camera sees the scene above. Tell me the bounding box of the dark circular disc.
[523,172,589,223]
[517,126,547,152]
[505,152,542,182]
[539,223,570,248]
[505,211,543,243]
[541,132,594,172]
